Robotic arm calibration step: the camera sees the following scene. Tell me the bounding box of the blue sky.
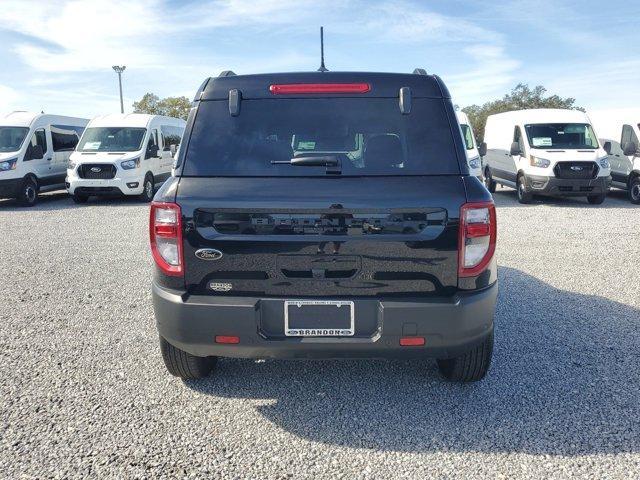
[0,0,638,119]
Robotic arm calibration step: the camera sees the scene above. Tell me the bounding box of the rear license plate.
[284,300,354,337]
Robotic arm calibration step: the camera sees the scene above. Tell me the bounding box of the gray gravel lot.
[1,186,639,479]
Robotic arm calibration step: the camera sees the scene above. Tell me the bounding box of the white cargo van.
[482,109,611,204]
[456,111,482,178]
[591,111,640,204]
[67,114,186,203]
[0,112,88,206]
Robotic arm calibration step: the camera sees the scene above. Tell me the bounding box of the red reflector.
[155,224,177,236]
[269,83,371,94]
[400,337,425,346]
[215,335,240,344]
[466,223,490,238]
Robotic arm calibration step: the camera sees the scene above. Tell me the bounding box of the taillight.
[269,83,371,94]
[458,202,496,277]
[150,202,183,277]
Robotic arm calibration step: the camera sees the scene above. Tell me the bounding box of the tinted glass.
[460,124,474,150]
[78,127,146,152]
[525,123,599,149]
[161,125,184,151]
[51,124,84,152]
[183,98,460,176]
[0,127,29,152]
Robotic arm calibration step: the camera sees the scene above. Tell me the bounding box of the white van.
[481,109,611,204]
[455,111,482,178]
[591,111,640,204]
[67,114,186,203]
[0,112,88,206]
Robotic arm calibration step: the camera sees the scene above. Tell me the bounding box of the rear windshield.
[182,98,460,176]
[524,123,599,149]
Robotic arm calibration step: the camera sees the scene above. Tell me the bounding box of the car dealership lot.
[0,189,639,479]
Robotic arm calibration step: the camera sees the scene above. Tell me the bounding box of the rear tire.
[587,193,606,205]
[484,167,496,193]
[16,177,38,207]
[516,175,533,204]
[437,331,493,382]
[159,336,217,379]
[71,194,88,204]
[629,176,640,205]
[139,174,154,203]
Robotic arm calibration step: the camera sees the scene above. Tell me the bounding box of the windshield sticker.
[532,137,552,147]
[297,141,316,150]
[84,141,101,150]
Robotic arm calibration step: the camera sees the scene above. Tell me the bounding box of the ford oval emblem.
[195,248,223,261]
[90,167,102,173]
[570,166,583,171]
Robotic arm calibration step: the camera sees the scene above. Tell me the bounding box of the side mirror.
[510,141,522,156]
[623,142,638,157]
[169,144,177,156]
[146,144,159,159]
[28,144,44,160]
[478,142,487,157]
[602,141,612,155]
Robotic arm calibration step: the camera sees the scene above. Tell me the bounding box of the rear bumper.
[153,281,497,359]
[0,177,21,199]
[525,174,611,197]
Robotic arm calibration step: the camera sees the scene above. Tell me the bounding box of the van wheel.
[629,177,640,205]
[139,174,154,202]
[484,167,496,193]
[587,193,606,205]
[71,194,88,204]
[17,177,39,207]
[437,331,493,382]
[516,175,533,204]
[159,336,217,379]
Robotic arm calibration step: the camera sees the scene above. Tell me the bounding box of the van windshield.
[525,123,599,149]
[78,127,146,152]
[0,127,29,152]
[460,124,475,150]
[182,98,461,176]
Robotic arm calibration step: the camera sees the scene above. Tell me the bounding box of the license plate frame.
[284,300,355,337]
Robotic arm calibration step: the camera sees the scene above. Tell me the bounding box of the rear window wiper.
[271,155,339,167]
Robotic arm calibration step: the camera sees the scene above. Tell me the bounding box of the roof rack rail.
[413,68,428,75]
[218,70,236,77]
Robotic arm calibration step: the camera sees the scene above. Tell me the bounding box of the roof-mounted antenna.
[317,26,328,72]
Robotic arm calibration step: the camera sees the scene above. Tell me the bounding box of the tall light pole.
[112,65,126,113]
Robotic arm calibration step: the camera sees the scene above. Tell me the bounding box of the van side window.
[621,125,639,150]
[51,124,82,152]
[513,126,524,151]
[161,125,185,151]
[25,129,47,161]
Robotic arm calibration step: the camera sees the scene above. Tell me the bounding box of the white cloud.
[446,45,521,106]
[0,84,21,112]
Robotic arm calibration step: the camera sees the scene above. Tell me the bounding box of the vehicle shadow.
[185,266,640,455]
[492,186,635,209]
[0,192,148,211]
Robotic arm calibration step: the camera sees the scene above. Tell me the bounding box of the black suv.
[150,70,497,382]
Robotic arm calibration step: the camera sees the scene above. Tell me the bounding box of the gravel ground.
[0,187,639,479]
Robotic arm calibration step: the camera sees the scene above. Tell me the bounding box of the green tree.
[159,96,191,120]
[132,93,162,115]
[462,84,584,142]
[132,93,191,120]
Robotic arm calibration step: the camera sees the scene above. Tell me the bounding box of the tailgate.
[178,176,465,297]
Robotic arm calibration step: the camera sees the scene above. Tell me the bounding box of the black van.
[150,70,498,382]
